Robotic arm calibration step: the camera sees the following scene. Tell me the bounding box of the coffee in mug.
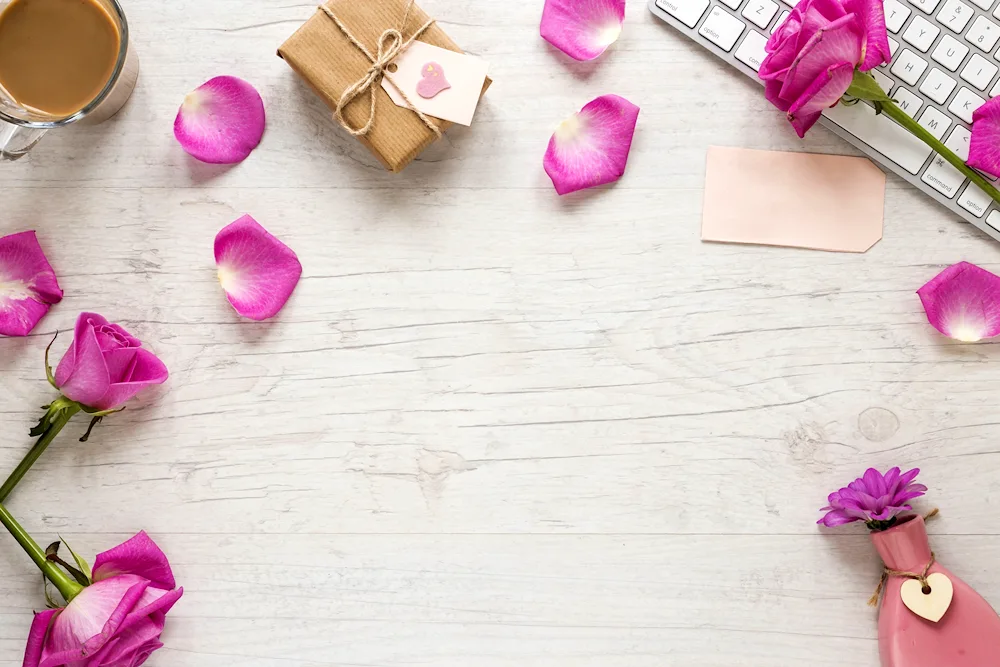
[0,0,124,116]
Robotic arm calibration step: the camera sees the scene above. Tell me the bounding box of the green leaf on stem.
[60,537,93,582]
[44,540,91,586]
[845,71,891,103]
[43,576,61,609]
[44,331,59,389]
[28,412,51,438]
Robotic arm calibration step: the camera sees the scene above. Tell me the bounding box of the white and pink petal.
[0,231,63,337]
[215,215,302,321]
[543,94,640,195]
[174,76,265,164]
[917,261,1000,342]
[540,0,626,61]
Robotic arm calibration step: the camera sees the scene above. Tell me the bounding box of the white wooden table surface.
[3,1,1000,665]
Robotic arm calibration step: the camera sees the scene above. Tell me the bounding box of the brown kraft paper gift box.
[278,0,491,172]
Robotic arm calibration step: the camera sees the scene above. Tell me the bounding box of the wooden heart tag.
[900,572,954,623]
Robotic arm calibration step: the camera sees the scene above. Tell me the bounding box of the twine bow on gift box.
[319,0,442,138]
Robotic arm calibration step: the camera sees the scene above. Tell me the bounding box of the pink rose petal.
[93,531,176,590]
[843,0,892,71]
[215,215,302,321]
[540,0,625,61]
[174,76,265,164]
[968,97,1000,178]
[22,609,59,667]
[543,94,640,195]
[917,261,1000,342]
[785,61,856,137]
[0,231,63,337]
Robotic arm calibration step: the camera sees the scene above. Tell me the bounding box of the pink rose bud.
[758,0,893,136]
[22,532,182,667]
[54,312,168,411]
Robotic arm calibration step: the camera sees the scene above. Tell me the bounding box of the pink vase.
[871,515,1000,666]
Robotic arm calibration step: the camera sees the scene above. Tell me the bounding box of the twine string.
[867,509,940,607]
[318,1,442,138]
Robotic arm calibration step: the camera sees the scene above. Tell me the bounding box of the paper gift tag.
[901,573,954,623]
[382,41,488,126]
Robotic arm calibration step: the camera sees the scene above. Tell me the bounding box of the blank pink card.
[701,146,885,253]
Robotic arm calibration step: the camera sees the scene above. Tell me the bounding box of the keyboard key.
[778,0,799,6]
[656,0,710,27]
[966,15,1000,51]
[909,0,943,13]
[874,70,895,93]
[891,49,929,84]
[735,30,769,70]
[946,125,972,159]
[742,0,778,28]
[891,86,924,117]
[918,105,952,139]
[885,0,912,31]
[991,77,1000,96]
[823,102,933,174]
[938,0,974,32]
[961,53,999,89]
[971,0,994,9]
[922,153,966,197]
[920,67,958,102]
[987,210,1000,230]
[889,37,901,56]
[719,0,741,9]
[771,10,789,33]
[932,34,970,70]
[949,86,985,121]
[699,7,745,50]
[959,182,992,216]
[904,15,941,50]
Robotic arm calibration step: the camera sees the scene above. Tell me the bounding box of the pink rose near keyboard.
[650,0,1000,243]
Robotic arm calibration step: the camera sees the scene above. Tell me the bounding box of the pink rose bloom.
[55,313,168,412]
[22,532,183,667]
[758,0,891,137]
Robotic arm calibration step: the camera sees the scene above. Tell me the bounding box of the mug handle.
[1,121,47,161]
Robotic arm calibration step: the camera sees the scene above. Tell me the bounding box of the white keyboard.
[650,0,1000,243]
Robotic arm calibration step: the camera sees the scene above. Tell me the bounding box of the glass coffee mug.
[0,0,138,160]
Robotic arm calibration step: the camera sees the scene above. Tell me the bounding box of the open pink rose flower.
[23,532,183,667]
[759,0,892,136]
[174,76,265,164]
[0,231,63,337]
[540,0,626,61]
[55,312,168,411]
[544,94,640,195]
[968,97,1000,178]
[917,261,1000,342]
[215,215,302,321]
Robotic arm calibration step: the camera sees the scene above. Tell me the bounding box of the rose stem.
[0,502,84,601]
[0,399,81,503]
[879,97,1000,204]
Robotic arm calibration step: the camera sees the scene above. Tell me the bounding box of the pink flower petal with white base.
[174,76,265,164]
[543,94,640,195]
[215,215,301,321]
[0,231,63,337]
[540,0,625,61]
[968,97,1000,178]
[917,261,1000,342]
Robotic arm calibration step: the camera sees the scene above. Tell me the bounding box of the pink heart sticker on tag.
[416,62,451,99]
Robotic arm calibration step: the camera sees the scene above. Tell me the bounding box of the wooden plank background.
[2,1,1000,665]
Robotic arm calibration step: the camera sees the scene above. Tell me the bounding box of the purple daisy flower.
[818,467,927,531]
